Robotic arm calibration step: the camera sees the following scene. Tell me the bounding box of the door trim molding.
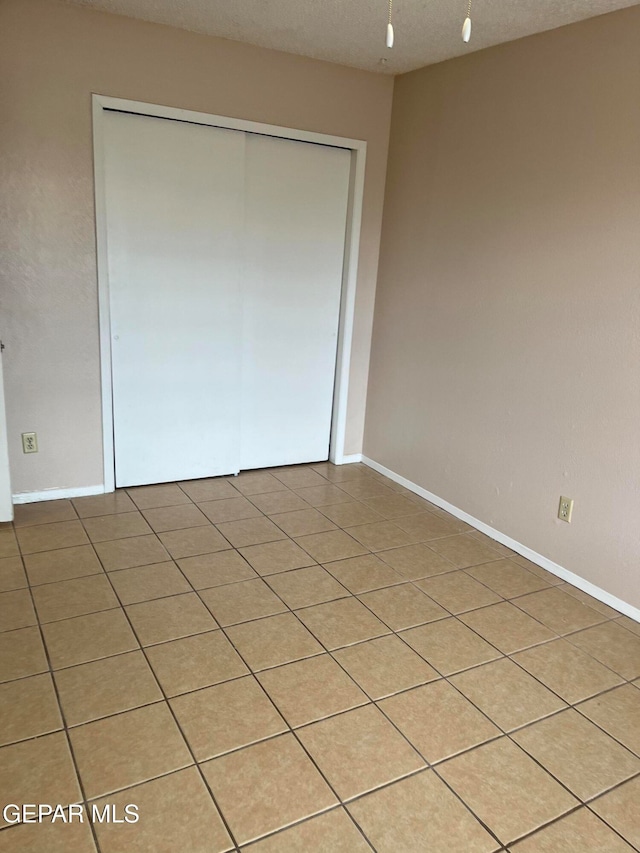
[13,484,105,504]
[92,94,367,490]
[340,453,364,464]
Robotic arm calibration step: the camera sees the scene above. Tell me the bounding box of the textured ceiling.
[64,0,639,74]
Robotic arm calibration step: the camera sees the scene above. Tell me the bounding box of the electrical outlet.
[558,496,573,523]
[22,432,38,454]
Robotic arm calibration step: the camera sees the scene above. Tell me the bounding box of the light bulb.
[386,22,394,48]
[462,16,471,43]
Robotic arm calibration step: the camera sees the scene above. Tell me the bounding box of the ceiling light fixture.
[386,0,394,48]
[462,0,472,42]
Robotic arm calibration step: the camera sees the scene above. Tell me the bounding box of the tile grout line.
[502,773,640,850]
[320,587,587,848]
[4,595,636,794]
[167,478,392,848]
[7,539,638,732]
[262,470,640,846]
[4,465,638,850]
[217,626,453,849]
[219,570,511,850]
[8,522,632,695]
[182,545,457,846]
[74,514,242,853]
[207,612,374,847]
[581,775,640,849]
[401,608,640,763]
[6,520,640,752]
[5,524,104,853]
[209,488,640,844]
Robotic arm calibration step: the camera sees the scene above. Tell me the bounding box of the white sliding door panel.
[104,112,245,486]
[241,135,351,470]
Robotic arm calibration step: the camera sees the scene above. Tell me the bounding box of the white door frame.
[0,342,13,521]
[92,94,366,493]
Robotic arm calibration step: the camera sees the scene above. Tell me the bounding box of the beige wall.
[365,8,640,608]
[0,0,393,494]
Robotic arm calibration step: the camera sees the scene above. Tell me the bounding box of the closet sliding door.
[102,110,351,487]
[241,135,351,470]
[104,111,245,487]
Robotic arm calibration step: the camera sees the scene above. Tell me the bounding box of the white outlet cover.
[558,496,574,522]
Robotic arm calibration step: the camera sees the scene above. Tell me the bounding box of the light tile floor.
[0,462,639,852]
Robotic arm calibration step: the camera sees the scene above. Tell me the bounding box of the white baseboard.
[362,456,640,624]
[11,458,368,502]
[13,485,106,504]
